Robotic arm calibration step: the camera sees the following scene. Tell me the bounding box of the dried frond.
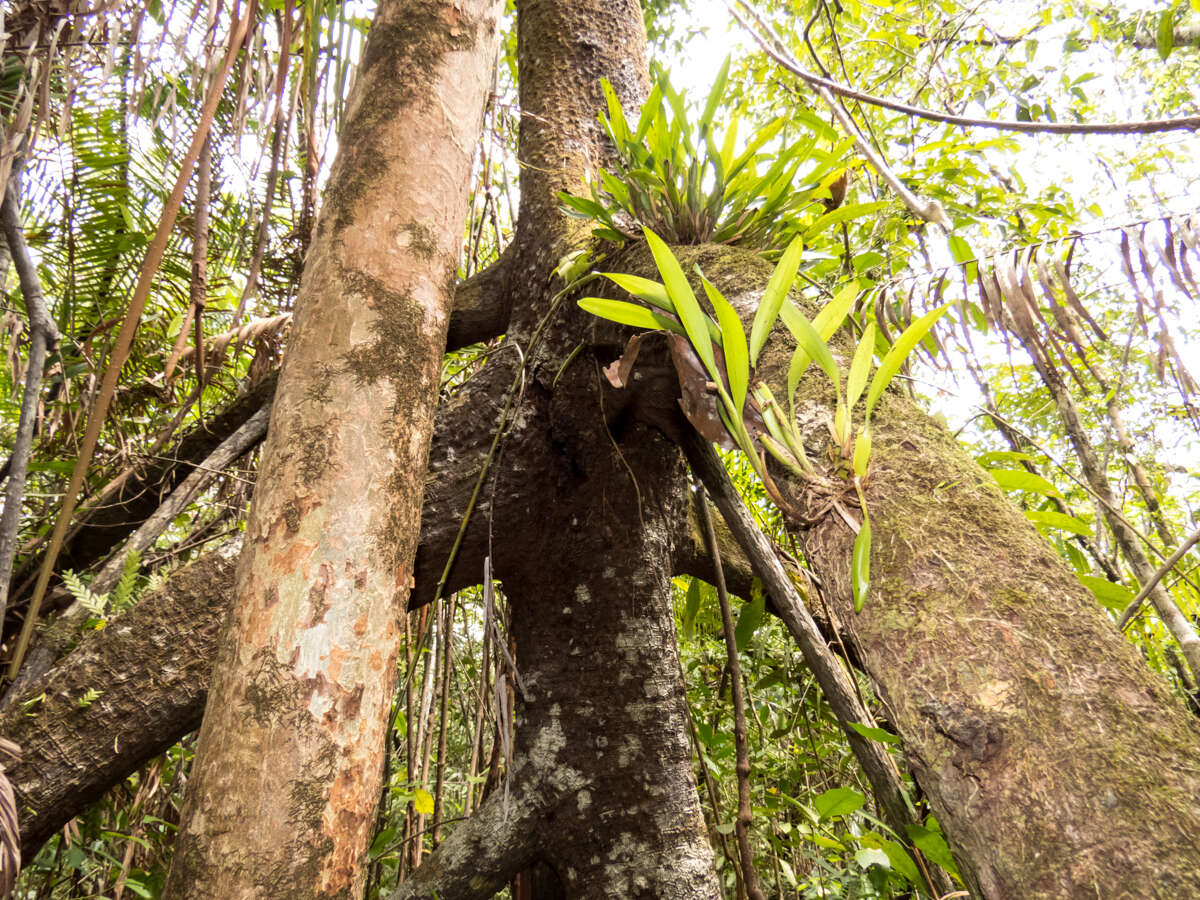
[173,312,291,378]
[0,737,21,899]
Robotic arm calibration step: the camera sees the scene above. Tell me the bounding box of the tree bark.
[162,2,503,896]
[608,242,1200,899]
[1,548,236,862]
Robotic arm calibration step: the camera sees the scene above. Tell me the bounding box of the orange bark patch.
[269,537,316,573]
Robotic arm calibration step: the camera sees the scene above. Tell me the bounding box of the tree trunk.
[394,0,722,893]
[162,2,503,896]
[609,242,1200,898]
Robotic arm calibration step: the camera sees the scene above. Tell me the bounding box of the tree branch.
[0,170,61,628]
[1119,527,1200,630]
[387,781,540,900]
[729,0,1200,135]
[682,430,952,897]
[2,548,236,862]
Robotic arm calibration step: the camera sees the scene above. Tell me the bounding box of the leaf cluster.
[558,60,856,249]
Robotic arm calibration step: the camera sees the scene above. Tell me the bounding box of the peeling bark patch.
[919,697,1003,764]
[322,4,486,235]
[307,573,333,624]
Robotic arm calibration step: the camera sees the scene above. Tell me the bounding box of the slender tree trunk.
[162,2,503,896]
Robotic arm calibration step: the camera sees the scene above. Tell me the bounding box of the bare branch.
[729,0,1200,135]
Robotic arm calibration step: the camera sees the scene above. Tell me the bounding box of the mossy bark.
[791,388,1200,899]
[161,2,504,897]
[605,242,1200,899]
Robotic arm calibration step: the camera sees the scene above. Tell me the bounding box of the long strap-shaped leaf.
[865,302,955,417]
[644,227,718,378]
[749,233,804,365]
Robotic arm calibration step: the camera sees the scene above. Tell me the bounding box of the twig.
[696,480,765,900]
[686,708,736,881]
[726,1,949,231]
[1119,527,1200,630]
[728,0,1200,135]
[0,168,62,627]
[90,403,272,595]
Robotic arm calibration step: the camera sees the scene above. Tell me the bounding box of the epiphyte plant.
[558,57,862,250]
[579,228,950,610]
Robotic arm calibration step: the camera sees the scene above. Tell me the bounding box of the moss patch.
[339,271,426,391]
[322,3,486,235]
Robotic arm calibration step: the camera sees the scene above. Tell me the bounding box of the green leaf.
[120,881,153,899]
[847,322,876,410]
[699,56,731,138]
[947,233,977,282]
[865,302,954,416]
[601,79,631,144]
[849,722,900,745]
[1078,574,1135,613]
[861,835,921,884]
[906,823,961,880]
[855,847,890,870]
[601,272,672,312]
[1025,509,1090,536]
[644,228,717,377]
[812,282,859,340]
[814,786,866,821]
[781,304,839,388]
[578,297,683,334]
[734,591,766,651]
[413,788,435,816]
[634,81,662,142]
[370,826,398,858]
[701,276,749,415]
[1157,8,1175,60]
[975,449,1035,467]
[802,200,890,240]
[852,517,871,613]
[781,282,857,408]
[726,117,785,181]
[853,424,872,478]
[719,114,740,176]
[749,234,805,366]
[990,468,1063,498]
[558,192,610,219]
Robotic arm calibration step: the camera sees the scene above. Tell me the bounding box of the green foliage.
[60,552,143,628]
[558,62,855,248]
[581,230,952,610]
[674,577,949,896]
